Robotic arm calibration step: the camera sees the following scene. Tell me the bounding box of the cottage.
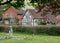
[22,9,43,26]
[2,6,25,25]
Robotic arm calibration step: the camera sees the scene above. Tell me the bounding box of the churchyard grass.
[0,32,60,43]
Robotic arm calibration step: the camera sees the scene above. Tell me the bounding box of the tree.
[30,0,60,16]
[0,0,12,5]
[11,0,24,9]
[0,0,24,9]
[0,0,60,14]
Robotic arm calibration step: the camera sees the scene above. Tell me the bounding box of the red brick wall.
[2,7,23,25]
[2,7,17,18]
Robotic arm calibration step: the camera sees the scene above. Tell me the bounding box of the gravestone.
[8,26,13,37]
[8,26,27,40]
[12,36,27,40]
[0,36,6,40]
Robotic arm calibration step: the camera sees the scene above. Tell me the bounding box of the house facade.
[2,6,25,25]
[2,6,58,26]
[22,9,42,26]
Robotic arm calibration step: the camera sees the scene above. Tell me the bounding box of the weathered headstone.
[8,26,13,37]
[12,36,27,40]
[0,36,6,40]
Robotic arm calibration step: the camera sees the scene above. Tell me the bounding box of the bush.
[12,25,60,35]
[1,25,60,35]
[0,26,5,32]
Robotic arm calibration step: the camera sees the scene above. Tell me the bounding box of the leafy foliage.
[30,0,60,16]
[0,0,25,9]
[11,0,25,9]
[0,0,12,5]
[0,0,60,16]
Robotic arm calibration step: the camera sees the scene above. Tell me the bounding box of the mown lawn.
[0,32,60,43]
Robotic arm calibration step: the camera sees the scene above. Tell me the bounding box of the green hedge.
[0,26,5,32]
[0,25,60,35]
[12,25,60,35]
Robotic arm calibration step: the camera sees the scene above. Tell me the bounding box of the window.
[5,13,8,18]
[26,22,31,26]
[26,15,29,18]
[34,19,38,23]
[25,11,30,18]
[10,13,13,17]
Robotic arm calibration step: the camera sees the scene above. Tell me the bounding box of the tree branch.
[0,0,12,5]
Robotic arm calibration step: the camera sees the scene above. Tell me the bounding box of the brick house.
[2,6,25,24]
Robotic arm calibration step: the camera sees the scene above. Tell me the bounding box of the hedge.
[0,26,5,32]
[0,25,60,35]
[12,25,60,35]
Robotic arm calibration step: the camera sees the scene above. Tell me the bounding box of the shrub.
[0,26,5,32]
[1,25,60,35]
[47,26,60,35]
[12,25,60,35]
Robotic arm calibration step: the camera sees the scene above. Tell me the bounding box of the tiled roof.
[26,9,43,19]
[10,6,25,15]
[16,10,25,15]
